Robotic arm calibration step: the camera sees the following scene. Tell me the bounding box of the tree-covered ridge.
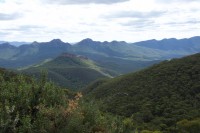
[85,53,200,132]
[20,53,115,90]
[0,68,136,133]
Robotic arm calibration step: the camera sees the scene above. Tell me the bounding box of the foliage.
[84,53,200,132]
[0,69,134,133]
[177,118,200,133]
[20,53,114,90]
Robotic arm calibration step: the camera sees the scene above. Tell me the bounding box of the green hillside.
[0,68,132,133]
[84,53,200,132]
[20,53,115,90]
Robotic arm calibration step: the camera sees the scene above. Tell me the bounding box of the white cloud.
[41,0,129,5]
[0,0,199,42]
[104,10,166,19]
[156,0,200,3]
[0,12,22,20]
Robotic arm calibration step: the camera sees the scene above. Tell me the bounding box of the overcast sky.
[0,0,200,42]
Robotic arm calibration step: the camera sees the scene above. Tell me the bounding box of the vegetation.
[84,53,200,132]
[0,68,135,133]
[1,50,200,133]
[20,53,115,90]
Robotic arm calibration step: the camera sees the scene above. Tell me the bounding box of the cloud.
[165,20,200,26]
[1,25,46,35]
[18,25,45,31]
[0,0,199,42]
[0,0,5,3]
[105,10,166,19]
[120,19,155,28]
[156,0,200,3]
[0,13,22,21]
[0,31,10,35]
[42,0,129,5]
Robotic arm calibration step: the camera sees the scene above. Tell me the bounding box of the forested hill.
[20,53,114,90]
[0,68,133,133]
[84,53,200,132]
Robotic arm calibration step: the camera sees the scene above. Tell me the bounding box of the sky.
[0,0,200,43]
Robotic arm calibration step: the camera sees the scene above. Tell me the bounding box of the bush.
[0,72,135,133]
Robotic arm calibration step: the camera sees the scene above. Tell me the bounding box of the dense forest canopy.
[84,53,200,132]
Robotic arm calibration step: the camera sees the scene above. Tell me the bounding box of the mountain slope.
[0,38,164,74]
[0,39,72,68]
[21,53,114,89]
[72,38,164,74]
[84,53,200,132]
[0,68,131,133]
[134,36,200,53]
[1,37,200,75]
[0,41,30,46]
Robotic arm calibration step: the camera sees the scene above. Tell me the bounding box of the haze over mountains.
[0,41,30,46]
[1,36,200,131]
[1,0,200,132]
[1,36,200,89]
[1,42,200,132]
[134,36,200,52]
[1,36,200,70]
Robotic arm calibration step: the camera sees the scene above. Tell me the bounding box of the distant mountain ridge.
[133,36,200,52]
[0,36,200,74]
[0,41,30,46]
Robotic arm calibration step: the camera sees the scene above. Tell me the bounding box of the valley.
[1,0,200,132]
[0,37,200,133]
[1,37,200,89]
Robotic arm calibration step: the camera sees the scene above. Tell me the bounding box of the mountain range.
[0,36,200,132]
[134,36,200,52]
[1,36,200,74]
[0,41,30,46]
[1,36,200,89]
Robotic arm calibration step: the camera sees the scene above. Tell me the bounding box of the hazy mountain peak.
[32,41,39,45]
[0,42,9,45]
[50,39,64,44]
[111,40,118,43]
[0,41,30,46]
[110,40,127,45]
[78,38,94,44]
[82,38,93,42]
[191,36,200,39]
[162,38,177,41]
[0,42,16,48]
